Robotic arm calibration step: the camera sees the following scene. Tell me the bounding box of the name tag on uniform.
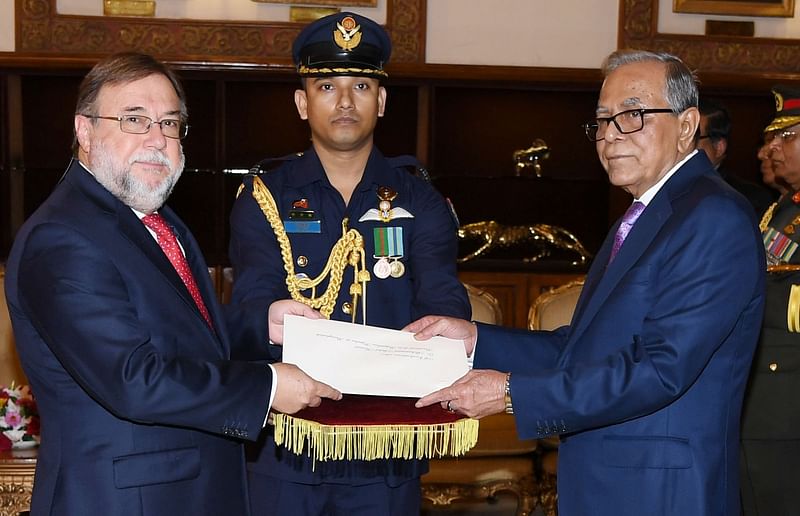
[284,220,321,233]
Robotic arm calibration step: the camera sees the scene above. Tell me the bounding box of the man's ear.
[294,89,308,120]
[677,107,700,153]
[714,137,728,159]
[74,115,93,154]
[377,86,387,118]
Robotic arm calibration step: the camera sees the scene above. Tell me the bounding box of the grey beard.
[91,142,185,213]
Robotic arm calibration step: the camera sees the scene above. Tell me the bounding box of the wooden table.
[0,448,35,516]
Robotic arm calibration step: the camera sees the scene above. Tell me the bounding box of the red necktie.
[141,213,213,329]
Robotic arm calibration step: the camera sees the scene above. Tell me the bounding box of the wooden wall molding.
[621,0,800,79]
[13,0,425,66]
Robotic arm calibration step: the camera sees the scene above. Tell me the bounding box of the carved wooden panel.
[0,450,36,516]
[15,0,425,65]
[621,0,800,76]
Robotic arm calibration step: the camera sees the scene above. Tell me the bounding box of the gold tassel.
[274,413,480,463]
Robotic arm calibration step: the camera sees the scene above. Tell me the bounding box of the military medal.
[372,226,405,280]
[389,259,405,278]
[373,258,391,279]
[764,226,800,265]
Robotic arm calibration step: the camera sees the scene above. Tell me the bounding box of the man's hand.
[270,363,342,414]
[268,300,322,345]
[415,369,506,419]
[403,316,478,357]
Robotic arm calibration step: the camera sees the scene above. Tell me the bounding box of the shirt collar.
[637,150,697,206]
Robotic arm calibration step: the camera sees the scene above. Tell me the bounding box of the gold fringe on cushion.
[273,413,480,462]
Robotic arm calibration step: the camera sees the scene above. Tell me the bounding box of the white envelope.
[282,315,470,398]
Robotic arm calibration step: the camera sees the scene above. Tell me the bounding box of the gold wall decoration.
[621,0,800,76]
[289,7,340,24]
[104,0,156,17]
[674,0,795,17]
[252,0,376,5]
[13,0,423,65]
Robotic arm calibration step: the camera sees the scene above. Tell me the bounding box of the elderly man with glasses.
[408,49,765,516]
[741,85,800,516]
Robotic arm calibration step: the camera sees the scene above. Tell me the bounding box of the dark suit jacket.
[475,152,765,516]
[4,161,272,515]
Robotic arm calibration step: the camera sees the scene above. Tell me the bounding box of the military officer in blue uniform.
[228,11,471,516]
[741,85,800,515]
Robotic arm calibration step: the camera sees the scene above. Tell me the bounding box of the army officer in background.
[741,85,800,516]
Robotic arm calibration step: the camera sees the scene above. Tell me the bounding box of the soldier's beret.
[292,12,391,80]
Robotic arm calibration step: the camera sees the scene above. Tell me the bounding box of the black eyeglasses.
[582,108,675,142]
[82,114,189,140]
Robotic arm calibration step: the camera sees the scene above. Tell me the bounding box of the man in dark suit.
[3,52,340,515]
[407,50,765,515]
[696,97,776,215]
[741,85,800,516]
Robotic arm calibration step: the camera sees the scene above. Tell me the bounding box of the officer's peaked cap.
[292,12,391,80]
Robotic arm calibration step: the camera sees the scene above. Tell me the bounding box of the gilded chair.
[526,278,585,516]
[420,283,539,516]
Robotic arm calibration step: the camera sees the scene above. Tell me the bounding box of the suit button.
[769,362,778,372]
[297,256,308,268]
[342,302,352,315]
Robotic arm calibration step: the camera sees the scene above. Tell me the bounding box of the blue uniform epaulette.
[387,155,431,183]
[250,152,304,174]
[387,155,459,226]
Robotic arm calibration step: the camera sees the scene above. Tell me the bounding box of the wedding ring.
[446,400,454,412]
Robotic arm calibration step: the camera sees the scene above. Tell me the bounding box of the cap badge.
[776,91,785,112]
[334,16,362,51]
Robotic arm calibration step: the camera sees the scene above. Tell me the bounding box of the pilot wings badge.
[359,207,414,223]
[359,186,414,223]
[334,16,362,51]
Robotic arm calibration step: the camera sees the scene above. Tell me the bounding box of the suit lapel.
[569,228,616,328]
[567,153,709,345]
[160,206,226,344]
[116,208,195,307]
[65,162,221,345]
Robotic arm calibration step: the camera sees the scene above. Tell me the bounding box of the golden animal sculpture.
[458,220,592,266]
[242,176,370,321]
[513,139,550,177]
